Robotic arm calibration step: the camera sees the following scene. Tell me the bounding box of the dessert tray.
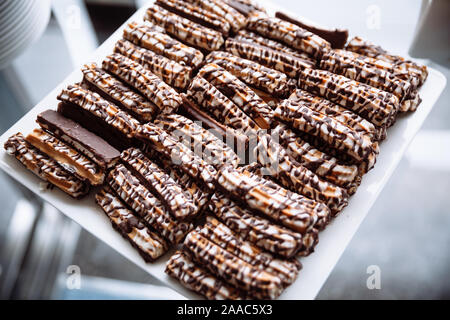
[0,0,446,299]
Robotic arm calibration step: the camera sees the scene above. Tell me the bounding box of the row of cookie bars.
[3,0,429,300]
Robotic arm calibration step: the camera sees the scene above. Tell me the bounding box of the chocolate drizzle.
[320,49,412,103]
[144,4,225,52]
[205,51,290,98]
[81,63,158,123]
[107,164,193,244]
[247,14,331,60]
[187,74,260,137]
[123,21,204,68]
[297,68,399,127]
[135,123,218,190]
[184,230,283,299]
[121,148,200,220]
[273,123,359,193]
[166,250,247,300]
[345,36,428,86]
[216,165,329,234]
[155,113,240,168]
[209,193,304,258]
[274,97,378,170]
[156,0,231,36]
[102,53,183,115]
[114,39,192,90]
[198,63,274,129]
[225,37,314,78]
[255,133,348,215]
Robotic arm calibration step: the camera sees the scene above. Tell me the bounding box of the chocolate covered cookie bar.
[136,123,218,190]
[235,30,316,63]
[216,165,329,234]
[247,14,331,60]
[198,63,274,129]
[184,230,283,299]
[154,113,240,168]
[180,93,249,150]
[121,148,200,220]
[144,4,225,51]
[102,53,183,115]
[36,110,120,169]
[57,84,140,150]
[200,216,302,285]
[225,37,314,78]
[255,133,349,214]
[157,157,211,212]
[26,128,104,186]
[289,89,380,142]
[123,21,204,68]
[96,186,169,262]
[166,250,247,300]
[297,68,399,128]
[209,193,305,258]
[274,98,378,168]
[241,164,330,230]
[107,164,193,243]
[320,50,413,107]
[81,63,158,123]
[345,36,428,86]
[275,11,348,49]
[187,75,260,137]
[155,0,231,36]
[272,123,359,193]
[4,133,89,198]
[114,40,192,90]
[330,49,423,112]
[205,51,291,98]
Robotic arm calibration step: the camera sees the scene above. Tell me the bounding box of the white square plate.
[0,1,446,300]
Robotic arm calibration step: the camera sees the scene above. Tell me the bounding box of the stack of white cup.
[0,0,51,69]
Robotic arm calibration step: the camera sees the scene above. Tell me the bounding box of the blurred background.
[0,0,448,300]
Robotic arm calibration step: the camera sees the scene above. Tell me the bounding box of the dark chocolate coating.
[36,110,120,169]
[57,102,136,151]
[225,0,265,17]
